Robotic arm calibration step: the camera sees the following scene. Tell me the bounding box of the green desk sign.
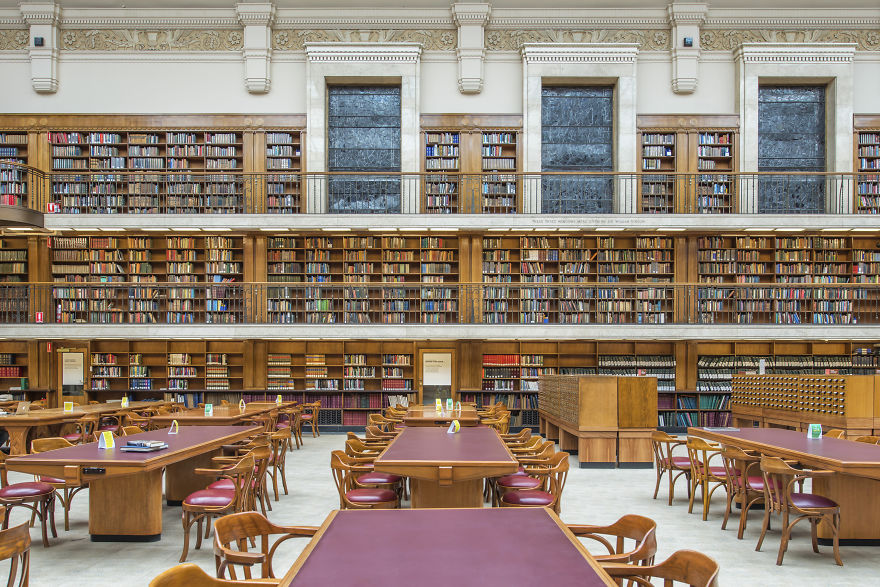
[807,423,823,439]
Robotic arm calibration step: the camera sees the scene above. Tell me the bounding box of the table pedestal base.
[89,469,163,542]
[165,449,219,505]
[814,473,880,544]
[410,478,483,508]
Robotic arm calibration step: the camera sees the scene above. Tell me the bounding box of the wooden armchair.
[179,455,255,563]
[120,425,145,436]
[567,514,657,566]
[150,564,268,587]
[854,435,880,444]
[499,451,569,514]
[500,429,531,444]
[62,414,98,445]
[650,431,690,506]
[211,439,272,515]
[823,429,845,439]
[365,425,398,441]
[30,437,88,532]
[330,450,398,510]
[346,432,389,450]
[686,437,727,520]
[276,406,303,450]
[300,401,321,438]
[0,520,30,587]
[0,452,56,548]
[603,550,719,587]
[267,429,290,501]
[213,512,318,581]
[756,456,842,566]
[508,436,543,455]
[719,445,764,539]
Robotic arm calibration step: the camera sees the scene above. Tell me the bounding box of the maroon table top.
[376,426,515,463]
[282,508,614,587]
[690,427,880,465]
[6,425,258,468]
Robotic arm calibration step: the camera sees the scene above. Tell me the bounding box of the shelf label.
[97,431,115,450]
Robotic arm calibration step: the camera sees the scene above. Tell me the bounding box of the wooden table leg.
[89,470,162,542]
[813,473,880,545]
[164,449,220,505]
[410,478,483,508]
[4,425,30,456]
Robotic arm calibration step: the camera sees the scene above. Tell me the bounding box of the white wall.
[636,56,737,114]
[420,55,522,114]
[854,58,880,115]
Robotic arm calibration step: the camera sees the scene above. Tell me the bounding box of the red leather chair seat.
[733,474,770,491]
[508,466,527,476]
[357,472,401,485]
[345,488,396,504]
[496,474,541,489]
[660,457,693,469]
[0,482,55,499]
[183,489,234,507]
[98,425,117,431]
[208,478,257,491]
[694,465,727,478]
[791,493,838,509]
[501,489,554,506]
[39,476,66,485]
[62,433,83,442]
[276,423,290,429]
[300,414,313,420]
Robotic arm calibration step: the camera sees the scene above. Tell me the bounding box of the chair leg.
[721,488,733,530]
[180,511,192,563]
[737,495,750,540]
[811,518,819,553]
[653,466,664,500]
[667,470,675,505]
[39,500,49,548]
[832,512,843,566]
[756,507,771,552]
[272,469,280,501]
[280,464,288,496]
[702,478,710,521]
[48,494,57,539]
[776,510,790,566]
[62,489,71,532]
[687,474,697,514]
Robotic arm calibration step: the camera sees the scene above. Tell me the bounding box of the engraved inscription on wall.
[758,86,826,213]
[327,86,402,214]
[541,87,614,214]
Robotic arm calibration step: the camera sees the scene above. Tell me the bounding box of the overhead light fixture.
[600,228,624,232]
[369,227,395,232]
[663,228,687,232]
[745,228,768,231]
[141,227,168,232]
[170,227,197,231]
[4,227,33,231]
[774,228,804,232]
[211,227,231,231]
[557,228,579,232]
[820,228,847,232]
[259,228,280,231]
[321,227,351,231]
[851,228,878,232]
[429,227,458,232]
[99,227,125,231]
[487,228,509,232]
[398,227,426,231]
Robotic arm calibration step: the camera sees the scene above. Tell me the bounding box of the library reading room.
[1,0,880,584]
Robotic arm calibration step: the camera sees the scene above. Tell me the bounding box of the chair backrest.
[330,450,355,508]
[76,414,99,442]
[547,451,570,510]
[855,435,880,444]
[720,445,761,493]
[213,511,281,580]
[605,550,719,587]
[760,456,798,514]
[214,455,256,514]
[824,429,845,439]
[121,426,145,436]
[687,437,722,478]
[650,430,680,467]
[569,514,657,566]
[149,563,267,587]
[345,438,377,459]
[31,437,74,453]
[0,522,30,587]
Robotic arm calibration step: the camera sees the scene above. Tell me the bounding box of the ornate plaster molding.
[304,42,422,63]
[521,43,640,64]
[59,29,243,51]
[452,3,490,94]
[274,8,452,28]
[488,8,667,29]
[703,30,880,52]
[274,29,455,51]
[0,29,28,50]
[733,42,857,64]
[491,30,668,52]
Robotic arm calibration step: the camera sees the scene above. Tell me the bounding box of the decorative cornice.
[60,29,243,52]
[521,43,640,64]
[667,3,708,26]
[0,29,29,50]
[451,3,491,26]
[304,42,422,63]
[275,30,455,52]
[491,30,668,52]
[275,8,452,29]
[734,42,857,64]
[704,30,880,52]
[20,2,60,26]
[236,3,275,27]
[488,8,668,29]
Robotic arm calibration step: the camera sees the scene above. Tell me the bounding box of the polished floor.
[6,432,875,585]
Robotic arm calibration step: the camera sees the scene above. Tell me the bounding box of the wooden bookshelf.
[640,131,676,213]
[0,341,30,396]
[0,132,29,208]
[695,131,736,214]
[265,131,303,214]
[481,130,518,214]
[0,237,28,286]
[423,131,460,214]
[855,118,880,214]
[205,236,243,324]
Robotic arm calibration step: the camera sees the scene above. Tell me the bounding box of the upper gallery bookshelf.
[637,117,738,214]
[49,130,244,213]
[423,131,460,213]
[265,131,303,214]
[0,132,29,208]
[265,234,459,325]
[481,234,675,325]
[856,127,880,214]
[481,130,518,214]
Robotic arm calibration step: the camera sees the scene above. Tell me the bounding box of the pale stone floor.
[3,433,877,585]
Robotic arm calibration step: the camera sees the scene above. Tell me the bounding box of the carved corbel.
[236,2,275,94]
[20,2,60,93]
[667,2,707,94]
[451,3,491,94]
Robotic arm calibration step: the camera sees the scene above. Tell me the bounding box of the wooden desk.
[281,508,616,586]
[0,401,170,455]
[402,405,480,427]
[690,426,880,545]
[6,425,258,542]
[149,403,281,427]
[373,426,517,508]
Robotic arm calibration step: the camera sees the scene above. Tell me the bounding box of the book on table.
[120,439,169,452]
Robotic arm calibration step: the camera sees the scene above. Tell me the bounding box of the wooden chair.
[687,437,728,521]
[367,414,401,434]
[567,514,657,565]
[500,429,532,444]
[343,439,404,498]
[0,520,30,587]
[854,435,880,444]
[365,425,398,441]
[330,450,398,510]
[62,414,98,445]
[267,429,290,501]
[603,550,719,587]
[179,454,255,563]
[0,452,56,548]
[30,437,88,532]
[300,401,321,438]
[345,432,389,450]
[210,439,272,515]
[824,429,845,439]
[756,456,842,566]
[719,445,765,539]
[500,451,569,514]
[120,425,145,436]
[150,564,268,587]
[213,512,318,581]
[650,431,690,506]
[275,406,302,450]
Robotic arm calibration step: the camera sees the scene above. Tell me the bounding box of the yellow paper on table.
[239,399,246,412]
[63,402,74,413]
[435,398,442,413]
[447,420,460,434]
[276,394,283,406]
[168,419,179,435]
[97,431,115,449]
[120,396,129,408]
